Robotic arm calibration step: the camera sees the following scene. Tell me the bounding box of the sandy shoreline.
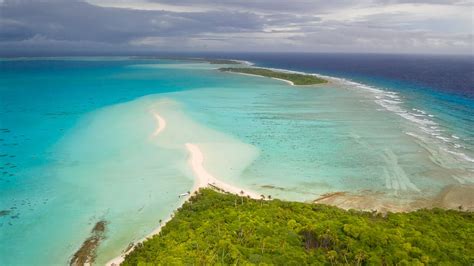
[106,92,474,264]
[106,113,259,266]
[230,72,295,86]
[185,143,260,199]
[314,184,474,213]
[271,77,294,85]
[227,69,333,87]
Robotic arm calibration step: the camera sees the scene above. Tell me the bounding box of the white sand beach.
[185,143,260,199]
[231,72,295,86]
[271,77,295,85]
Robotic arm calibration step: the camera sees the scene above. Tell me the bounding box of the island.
[206,59,242,65]
[133,56,242,65]
[122,188,473,265]
[219,67,328,85]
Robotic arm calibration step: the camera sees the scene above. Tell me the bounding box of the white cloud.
[85,0,212,12]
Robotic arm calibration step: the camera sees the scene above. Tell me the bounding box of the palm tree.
[268,195,272,200]
[355,251,366,265]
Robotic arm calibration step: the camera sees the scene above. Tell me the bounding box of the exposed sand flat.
[314,183,474,213]
[151,112,166,137]
[435,184,474,211]
[186,143,260,199]
[314,191,413,213]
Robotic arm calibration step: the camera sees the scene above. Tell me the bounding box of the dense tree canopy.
[123,189,473,265]
[219,68,327,85]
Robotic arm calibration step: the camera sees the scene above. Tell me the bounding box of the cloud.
[0,1,264,42]
[0,0,472,55]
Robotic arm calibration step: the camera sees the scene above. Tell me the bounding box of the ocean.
[0,54,473,265]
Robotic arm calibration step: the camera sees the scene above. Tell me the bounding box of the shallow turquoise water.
[0,58,473,265]
[169,70,473,200]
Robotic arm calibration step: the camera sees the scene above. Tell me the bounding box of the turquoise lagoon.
[0,58,473,265]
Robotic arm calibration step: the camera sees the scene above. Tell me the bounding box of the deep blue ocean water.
[201,53,474,98]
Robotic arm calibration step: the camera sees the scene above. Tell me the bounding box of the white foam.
[236,60,474,167]
[234,60,254,66]
[333,77,474,167]
[442,148,474,163]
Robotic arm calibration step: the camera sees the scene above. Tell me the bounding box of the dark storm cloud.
[0,0,264,43]
[147,0,352,12]
[0,0,472,54]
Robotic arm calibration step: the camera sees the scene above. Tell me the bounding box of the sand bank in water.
[150,111,166,137]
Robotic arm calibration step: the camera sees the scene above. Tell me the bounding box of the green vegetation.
[220,67,327,85]
[123,189,473,265]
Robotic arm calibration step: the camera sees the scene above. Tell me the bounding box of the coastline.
[271,77,294,86]
[222,66,334,86]
[4,57,474,266]
[185,143,260,199]
[107,60,474,263]
[313,184,474,212]
[106,113,259,266]
[226,71,296,86]
[237,61,474,171]
[108,59,473,264]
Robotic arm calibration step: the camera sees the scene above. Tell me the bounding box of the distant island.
[206,59,242,64]
[219,67,328,85]
[122,188,473,265]
[133,56,242,65]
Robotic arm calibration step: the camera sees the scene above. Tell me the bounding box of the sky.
[0,0,472,55]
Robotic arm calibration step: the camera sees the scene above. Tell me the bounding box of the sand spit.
[186,143,260,199]
[106,109,259,266]
[106,143,259,266]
